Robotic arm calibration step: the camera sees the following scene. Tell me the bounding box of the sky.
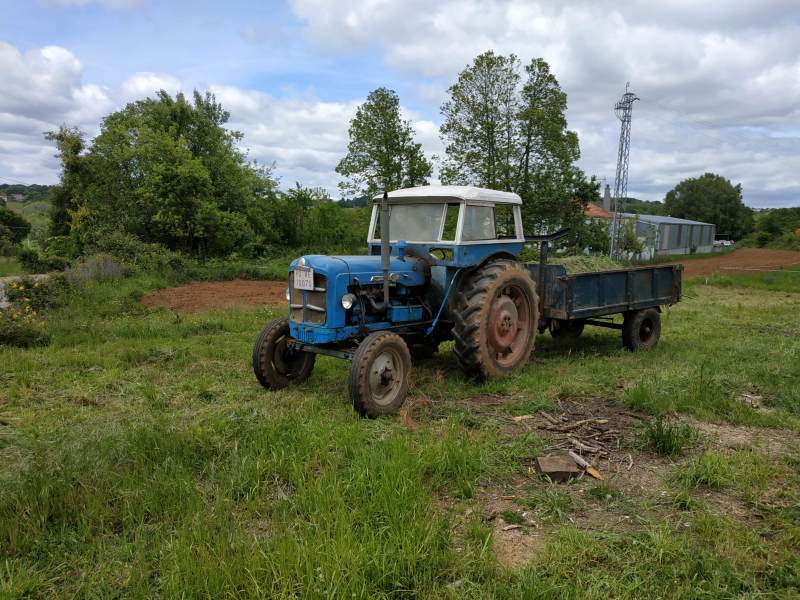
[0,0,798,208]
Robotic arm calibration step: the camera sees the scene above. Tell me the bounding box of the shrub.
[17,247,69,273]
[65,254,126,284]
[90,231,187,273]
[5,275,69,312]
[0,308,50,347]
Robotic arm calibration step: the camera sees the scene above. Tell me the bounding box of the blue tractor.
[253,185,682,417]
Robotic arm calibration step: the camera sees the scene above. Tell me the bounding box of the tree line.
[2,51,766,267]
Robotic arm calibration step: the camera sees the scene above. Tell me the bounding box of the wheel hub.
[369,351,402,405]
[488,295,519,351]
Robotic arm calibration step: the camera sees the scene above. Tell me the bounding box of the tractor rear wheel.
[252,318,315,389]
[349,331,411,418]
[622,308,661,351]
[453,260,539,379]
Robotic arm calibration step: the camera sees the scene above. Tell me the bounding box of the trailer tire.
[452,260,539,379]
[622,308,661,351]
[253,318,315,389]
[349,331,411,418]
[549,319,585,339]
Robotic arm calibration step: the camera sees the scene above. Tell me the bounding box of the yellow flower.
[34,282,40,288]
[11,282,18,289]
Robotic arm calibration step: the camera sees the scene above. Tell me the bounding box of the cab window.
[462,205,495,241]
[495,204,516,238]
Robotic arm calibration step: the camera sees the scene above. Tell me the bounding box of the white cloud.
[121,72,182,101]
[290,0,800,206]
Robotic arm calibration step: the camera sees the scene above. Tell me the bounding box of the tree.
[440,52,587,233]
[46,91,278,257]
[336,88,432,200]
[664,173,754,240]
[0,207,31,254]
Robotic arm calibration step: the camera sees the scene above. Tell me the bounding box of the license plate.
[294,266,314,291]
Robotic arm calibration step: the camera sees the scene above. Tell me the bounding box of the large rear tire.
[452,260,539,379]
[252,318,315,389]
[349,331,411,418]
[622,308,661,351]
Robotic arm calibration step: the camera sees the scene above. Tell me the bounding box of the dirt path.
[141,279,286,312]
[676,247,800,278]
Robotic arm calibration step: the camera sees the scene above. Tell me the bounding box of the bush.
[17,247,69,273]
[5,275,69,312]
[89,231,188,273]
[65,254,126,284]
[0,308,50,347]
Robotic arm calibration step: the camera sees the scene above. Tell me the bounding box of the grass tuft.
[637,416,697,456]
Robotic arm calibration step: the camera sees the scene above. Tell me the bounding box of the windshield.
[373,204,444,241]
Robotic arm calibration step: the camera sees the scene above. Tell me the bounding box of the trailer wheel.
[622,309,661,351]
[252,318,315,389]
[349,332,411,418]
[453,260,539,379]
[549,319,585,339]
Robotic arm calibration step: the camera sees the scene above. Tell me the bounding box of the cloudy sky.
[1,0,798,207]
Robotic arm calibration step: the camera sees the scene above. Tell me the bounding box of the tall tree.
[439,51,520,190]
[45,91,278,257]
[440,52,586,232]
[336,87,432,200]
[664,173,754,240]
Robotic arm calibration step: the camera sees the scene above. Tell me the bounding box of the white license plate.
[294,266,314,291]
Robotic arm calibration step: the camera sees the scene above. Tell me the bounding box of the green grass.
[1,272,799,596]
[0,257,22,277]
[637,416,697,456]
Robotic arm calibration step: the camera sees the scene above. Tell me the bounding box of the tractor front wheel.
[349,332,411,418]
[252,318,315,389]
[453,260,539,379]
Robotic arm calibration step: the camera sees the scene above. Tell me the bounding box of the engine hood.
[290,254,427,287]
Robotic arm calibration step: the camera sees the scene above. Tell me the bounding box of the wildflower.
[34,282,40,288]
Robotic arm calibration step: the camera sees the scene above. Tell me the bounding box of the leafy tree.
[440,52,587,233]
[664,173,753,240]
[0,207,31,246]
[336,88,432,200]
[46,91,278,257]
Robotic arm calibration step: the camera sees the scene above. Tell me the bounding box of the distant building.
[622,213,716,258]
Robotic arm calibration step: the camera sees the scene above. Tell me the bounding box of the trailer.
[252,186,682,417]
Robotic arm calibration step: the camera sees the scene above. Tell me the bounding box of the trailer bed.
[526,263,682,321]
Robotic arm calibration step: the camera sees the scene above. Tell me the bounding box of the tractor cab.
[366,185,525,267]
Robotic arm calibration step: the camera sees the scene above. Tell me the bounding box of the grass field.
[1,271,799,598]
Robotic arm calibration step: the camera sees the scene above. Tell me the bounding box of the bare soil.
[453,397,797,569]
[676,247,800,278]
[141,279,286,312]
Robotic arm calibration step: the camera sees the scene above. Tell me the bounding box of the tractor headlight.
[341,293,356,310]
[285,287,291,302]
[296,256,306,267]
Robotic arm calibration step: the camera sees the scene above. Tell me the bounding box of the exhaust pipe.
[369,191,391,314]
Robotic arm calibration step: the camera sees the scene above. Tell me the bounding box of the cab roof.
[374,185,522,205]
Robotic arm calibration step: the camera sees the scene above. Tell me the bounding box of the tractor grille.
[289,271,327,325]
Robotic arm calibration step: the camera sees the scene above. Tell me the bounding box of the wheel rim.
[368,348,404,406]
[487,284,531,367]
[271,336,305,377]
[639,318,654,342]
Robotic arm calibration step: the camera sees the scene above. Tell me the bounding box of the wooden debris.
[502,524,522,531]
[511,414,536,422]
[539,411,559,425]
[534,455,582,482]
[568,450,605,481]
